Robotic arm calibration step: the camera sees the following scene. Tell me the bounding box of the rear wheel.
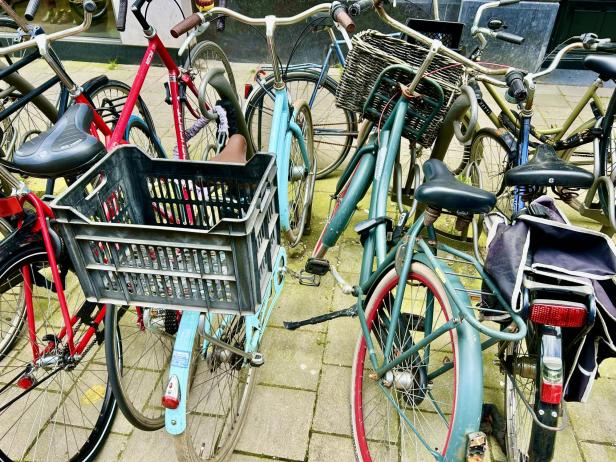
[105,304,175,431]
[245,70,356,178]
[174,314,256,461]
[503,326,559,462]
[351,263,463,461]
[285,100,316,247]
[598,87,616,217]
[0,247,116,462]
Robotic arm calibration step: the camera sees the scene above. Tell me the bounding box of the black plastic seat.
[415,159,496,214]
[13,103,105,178]
[584,55,616,80]
[505,144,594,189]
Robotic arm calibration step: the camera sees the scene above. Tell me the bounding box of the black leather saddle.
[415,159,496,214]
[505,144,594,189]
[13,103,105,178]
[584,55,616,81]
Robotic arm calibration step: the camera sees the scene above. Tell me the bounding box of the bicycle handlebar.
[349,0,374,16]
[0,0,94,56]
[116,0,128,32]
[331,1,355,33]
[170,13,201,38]
[24,0,40,21]
[495,31,524,45]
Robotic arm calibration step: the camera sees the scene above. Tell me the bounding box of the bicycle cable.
[284,15,330,77]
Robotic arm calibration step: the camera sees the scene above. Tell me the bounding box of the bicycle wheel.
[126,116,166,158]
[503,326,558,462]
[286,100,316,247]
[0,246,116,462]
[182,41,235,161]
[598,87,616,215]
[104,304,175,431]
[351,263,464,461]
[174,314,257,461]
[245,70,356,179]
[0,218,23,359]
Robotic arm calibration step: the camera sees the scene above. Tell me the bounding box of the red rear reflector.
[17,374,35,390]
[162,374,180,409]
[540,380,563,404]
[530,300,587,328]
[0,197,22,218]
[244,83,253,100]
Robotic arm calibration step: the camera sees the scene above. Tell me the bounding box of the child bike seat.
[505,144,594,189]
[415,159,496,214]
[13,103,105,178]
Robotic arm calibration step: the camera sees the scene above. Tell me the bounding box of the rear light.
[162,374,180,409]
[244,83,253,100]
[540,356,563,405]
[530,299,587,328]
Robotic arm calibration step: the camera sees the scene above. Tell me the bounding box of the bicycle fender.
[81,75,110,97]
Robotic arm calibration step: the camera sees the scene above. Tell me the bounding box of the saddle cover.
[484,195,616,402]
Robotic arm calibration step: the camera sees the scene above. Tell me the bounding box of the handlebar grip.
[495,31,524,45]
[331,2,355,33]
[349,0,374,17]
[597,42,616,53]
[499,0,521,5]
[24,0,40,21]
[170,13,202,38]
[506,70,527,103]
[116,0,128,32]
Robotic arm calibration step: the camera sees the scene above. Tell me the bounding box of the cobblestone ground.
[9,58,616,461]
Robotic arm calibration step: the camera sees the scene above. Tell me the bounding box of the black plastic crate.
[51,146,279,315]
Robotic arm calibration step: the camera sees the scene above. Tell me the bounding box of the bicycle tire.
[504,327,559,462]
[351,262,478,461]
[104,303,175,431]
[126,115,166,158]
[0,217,24,359]
[245,70,356,179]
[174,315,257,462]
[182,40,235,161]
[285,99,316,247]
[0,245,116,462]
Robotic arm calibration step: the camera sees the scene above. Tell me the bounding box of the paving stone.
[93,434,128,461]
[229,454,270,462]
[313,364,352,436]
[580,442,616,461]
[235,385,315,461]
[259,327,324,391]
[308,432,356,461]
[323,315,359,367]
[568,379,616,444]
[123,428,178,462]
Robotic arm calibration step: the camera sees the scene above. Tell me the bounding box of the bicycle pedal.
[305,257,330,276]
[466,431,487,462]
[298,271,321,287]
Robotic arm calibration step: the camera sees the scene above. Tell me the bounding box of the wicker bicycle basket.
[336,30,465,147]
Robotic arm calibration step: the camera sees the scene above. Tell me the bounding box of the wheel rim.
[286,104,314,246]
[182,314,254,461]
[0,259,112,461]
[352,267,458,461]
[246,74,355,177]
[111,306,175,429]
[182,44,232,161]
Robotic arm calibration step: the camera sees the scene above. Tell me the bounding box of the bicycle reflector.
[540,356,563,405]
[244,83,253,100]
[162,374,180,409]
[529,299,587,328]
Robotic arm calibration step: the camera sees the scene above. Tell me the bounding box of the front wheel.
[351,263,470,461]
[285,100,316,247]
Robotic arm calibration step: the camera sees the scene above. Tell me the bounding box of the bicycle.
[285,1,615,460]
[244,8,357,179]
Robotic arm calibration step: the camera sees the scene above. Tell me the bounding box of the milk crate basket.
[336,30,465,147]
[51,146,279,315]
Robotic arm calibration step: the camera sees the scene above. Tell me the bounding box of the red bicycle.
[0,0,237,459]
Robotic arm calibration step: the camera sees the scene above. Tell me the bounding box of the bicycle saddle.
[415,159,496,214]
[210,134,247,164]
[13,103,105,178]
[584,55,616,81]
[505,144,594,188]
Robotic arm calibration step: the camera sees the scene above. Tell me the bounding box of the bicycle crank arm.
[283,305,357,330]
[200,329,264,366]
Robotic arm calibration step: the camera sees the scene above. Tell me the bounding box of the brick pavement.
[11,58,616,461]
